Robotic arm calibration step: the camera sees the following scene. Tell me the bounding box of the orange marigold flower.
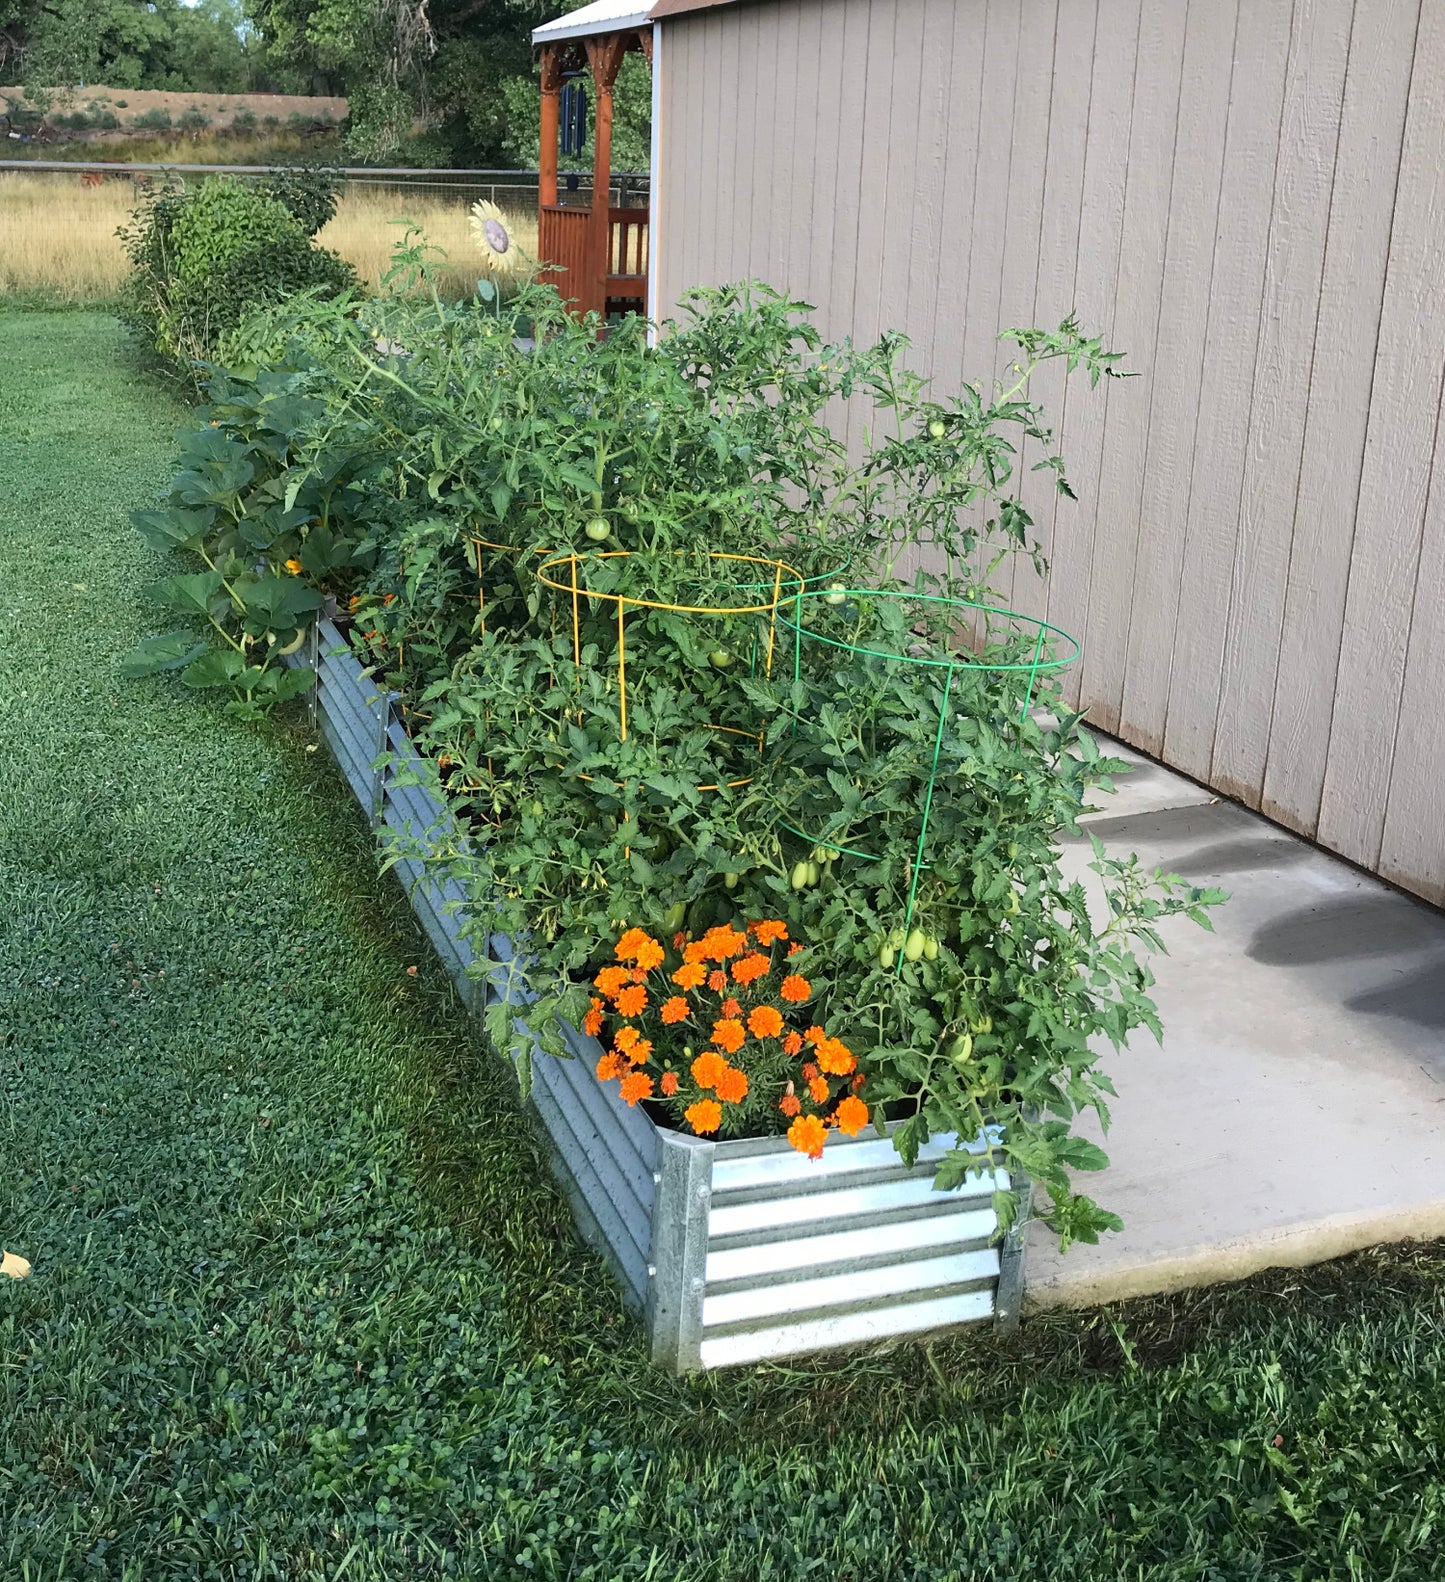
[691,1050,727,1089]
[672,960,707,990]
[613,984,647,1017]
[779,1092,802,1117]
[615,927,657,962]
[685,1098,722,1136]
[802,1062,819,1081]
[730,952,770,986]
[619,1070,653,1106]
[683,940,709,964]
[833,1094,869,1136]
[747,1004,784,1040]
[750,919,789,945]
[780,973,811,1003]
[630,967,648,983]
[625,1038,653,1067]
[614,1026,640,1051]
[633,938,665,972]
[788,1113,827,1159]
[816,1036,856,1076]
[582,997,604,1037]
[595,965,630,997]
[595,1052,623,1082]
[782,1031,804,1056]
[712,1018,746,1055]
[700,925,748,962]
[852,1072,866,1091]
[715,1065,749,1103]
[673,931,687,950]
[721,997,742,1019]
[808,1075,830,1104]
[660,995,690,1025]
[788,941,804,956]
[805,1025,827,1046]
[660,1070,680,1096]
[707,969,729,994]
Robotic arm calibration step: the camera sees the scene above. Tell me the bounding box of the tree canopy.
[2,0,652,169]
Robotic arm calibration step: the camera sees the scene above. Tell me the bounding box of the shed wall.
[654,0,1445,905]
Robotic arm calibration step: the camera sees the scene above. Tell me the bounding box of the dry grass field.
[0,171,538,304]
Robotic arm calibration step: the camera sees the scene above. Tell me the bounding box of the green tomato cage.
[772,587,1081,973]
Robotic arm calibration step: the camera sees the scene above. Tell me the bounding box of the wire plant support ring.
[775,586,1080,970]
[533,550,805,795]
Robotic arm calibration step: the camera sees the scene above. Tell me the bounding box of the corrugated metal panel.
[697,1288,996,1369]
[688,1122,1005,1369]
[704,1204,999,1285]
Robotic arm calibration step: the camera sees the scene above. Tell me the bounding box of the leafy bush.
[118,176,356,381]
[134,107,172,130]
[258,164,340,237]
[178,106,211,132]
[230,107,257,133]
[130,270,1223,1243]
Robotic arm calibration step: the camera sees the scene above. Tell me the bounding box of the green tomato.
[878,945,896,970]
[790,860,811,891]
[823,583,848,606]
[928,418,947,440]
[663,901,686,934]
[805,860,820,886]
[708,648,735,670]
[922,935,939,961]
[723,871,739,891]
[584,518,611,542]
[948,1032,974,1066]
[888,927,906,950]
[903,928,926,963]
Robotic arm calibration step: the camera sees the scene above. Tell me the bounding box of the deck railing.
[538,201,649,320]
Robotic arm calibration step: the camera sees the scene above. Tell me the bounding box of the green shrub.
[178,106,210,133]
[230,107,257,133]
[118,176,356,382]
[134,108,172,130]
[114,99,128,108]
[258,165,340,237]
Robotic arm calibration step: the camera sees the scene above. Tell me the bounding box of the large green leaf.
[181,648,246,688]
[118,631,208,678]
[298,524,356,577]
[144,571,224,615]
[131,506,213,553]
[239,576,323,628]
[172,456,256,507]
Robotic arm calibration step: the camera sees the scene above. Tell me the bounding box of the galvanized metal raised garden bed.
[297,619,1028,1371]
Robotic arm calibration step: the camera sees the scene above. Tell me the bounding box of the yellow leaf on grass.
[2,1250,32,1280]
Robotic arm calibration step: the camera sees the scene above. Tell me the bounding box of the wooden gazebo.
[533,0,653,320]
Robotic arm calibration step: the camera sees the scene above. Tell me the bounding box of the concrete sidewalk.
[1023,739,1445,1311]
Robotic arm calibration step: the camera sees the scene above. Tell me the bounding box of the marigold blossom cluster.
[586,920,868,1157]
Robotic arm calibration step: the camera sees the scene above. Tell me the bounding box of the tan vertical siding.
[653,0,1445,904]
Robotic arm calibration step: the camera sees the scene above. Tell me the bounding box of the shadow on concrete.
[1248,893,1445,968]
[1165,835,1314,880]
[1345,955,1445,1034]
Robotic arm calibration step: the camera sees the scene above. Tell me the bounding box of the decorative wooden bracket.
[587,32,630,91]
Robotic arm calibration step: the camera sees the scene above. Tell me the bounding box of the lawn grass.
[3,309,1445,1581]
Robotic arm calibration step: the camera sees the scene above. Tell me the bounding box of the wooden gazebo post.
[586,34,629,320]
[539,44,562,210]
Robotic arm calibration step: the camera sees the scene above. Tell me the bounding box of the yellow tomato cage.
[533,549,806,793]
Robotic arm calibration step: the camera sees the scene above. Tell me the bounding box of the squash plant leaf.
[119,631,208,678]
